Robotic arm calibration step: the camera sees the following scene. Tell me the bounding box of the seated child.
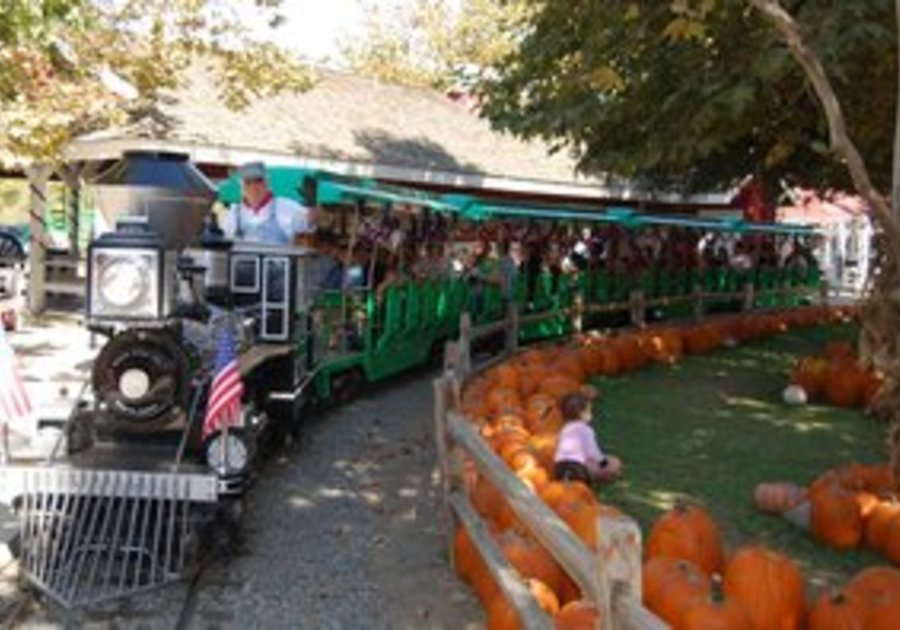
[554,392,622,485]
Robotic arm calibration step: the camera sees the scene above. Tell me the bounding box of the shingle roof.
[75,65,601,188]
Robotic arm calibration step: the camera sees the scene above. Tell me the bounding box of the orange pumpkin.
[864,497,900,551]
[860,464,894,493]
[646,501,725,576]
[642,557,712,627]
[723,546,806,630]
[538,376,583,402]
[486,578,559,630]
[486,386,525,416]
[524,394,564,434]
[807,586,869,630]
[595,346,622,376]
[491,363,521,391]
[495,530,565,597]
[855,491,880,520]
[790,357,829,397]
[883,513,900,565]
[824,341,855,361]
[822,362,865,408]
[552,495,601,551]
[453,526,478,585]
[864,597,900,630]
[753,482,808,514]
[552,350,587,383]
[541,481,597,510]
[552,600,600,629]
[527,433,558,470]
[682,575,752,630]
[810,481,864,550]
[845,566,900,607]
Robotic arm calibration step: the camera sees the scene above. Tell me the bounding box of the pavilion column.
[58,163,84,259]
[25,163,52,314]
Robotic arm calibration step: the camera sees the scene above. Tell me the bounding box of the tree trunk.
[748,0,900,490]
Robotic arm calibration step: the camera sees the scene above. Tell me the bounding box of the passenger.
[224,162,316,246]
[498,241,519,304]
[730,242,754,273]
[554,393,622,485]
[313,231,344,290]
[344,245,370,290]
[375,253,403,302]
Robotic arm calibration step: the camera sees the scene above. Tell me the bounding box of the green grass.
[593,323,890,587]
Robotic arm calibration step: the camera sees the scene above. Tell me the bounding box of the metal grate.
[0,467,218,609]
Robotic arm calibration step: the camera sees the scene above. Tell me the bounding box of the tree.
[0,0,315,165]
[482,0,900,486]
[479,1,895,198]
[340,0,530,90]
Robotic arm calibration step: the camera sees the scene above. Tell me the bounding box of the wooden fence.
[434,280,829,628]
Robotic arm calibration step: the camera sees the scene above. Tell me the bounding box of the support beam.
[58,163,85,259]
[25,164,52,314]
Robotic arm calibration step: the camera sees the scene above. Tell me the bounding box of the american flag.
[202,328,244,441]
[0,325,32,425]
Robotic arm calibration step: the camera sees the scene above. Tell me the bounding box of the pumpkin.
[864,598,900,630]
[782,385,808,406]
[810,481,864,549]
[822,362,865,409]
[538,376,583,402]
[553,600,600,629]
[516,463,550,494]
[855,491,880,520]
[614,335,646,371]
[553,495,601,550]
[556,571,581,606]
[524,394,564,434]
[723,546,806,630]
[807,586,869,630]
[845,567,900,607]
[753,482,808,514]
[496,530,565,597]
[453,526,478,585]
[864,497,900,551]
[790,357,829,398]
[883,514,900,565]
[486,578,559,630]
[646,500,725,576]
[682,575,752,630]
[824,341,855,361]
[472,476,518,530]
[491,363,521,391]
[486,386,525,417]
[527,433,558,470]
[595,346,621,376]
[541,481,597,510]
[642,557,712,627]
[552,351,587,383]
[860,464,894,493]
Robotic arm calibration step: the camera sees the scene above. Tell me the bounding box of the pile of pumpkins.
[644,500,900,629]
[786,341,883,409]
[756,463,900,562]
[454,305,857,629]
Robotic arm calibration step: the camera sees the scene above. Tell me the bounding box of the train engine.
[0,151,317,608]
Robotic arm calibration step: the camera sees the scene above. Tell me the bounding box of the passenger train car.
[0,152,820,608]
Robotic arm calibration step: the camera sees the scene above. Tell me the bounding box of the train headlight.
[204,430,251,476]
[90,248,160,319]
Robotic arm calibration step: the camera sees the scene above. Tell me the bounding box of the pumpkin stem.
[828,585,846,605]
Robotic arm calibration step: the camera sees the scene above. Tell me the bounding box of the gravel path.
[9,369,483,629]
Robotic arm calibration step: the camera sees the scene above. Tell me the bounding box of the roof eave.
[65,136,734,206]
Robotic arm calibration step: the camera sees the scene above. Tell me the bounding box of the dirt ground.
[0,315,482,629]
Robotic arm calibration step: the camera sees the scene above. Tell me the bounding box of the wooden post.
[459,311,472,377]
[692,282,704,321]
[628,289,645,327]
[25,164,52,314]
[573,292,584,334]
[58,163,83,259]
[819,279,830,306]
[505,301,519,354]
[433,377,456,569]
[742,281,756,312]
[591,516,613,627]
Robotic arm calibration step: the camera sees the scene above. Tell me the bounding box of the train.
[0,151,820,609]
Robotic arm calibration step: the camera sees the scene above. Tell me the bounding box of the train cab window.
[232,256,260,293]
[262,258,290,340]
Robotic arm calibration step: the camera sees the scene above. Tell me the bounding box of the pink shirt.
[554,420,604,465]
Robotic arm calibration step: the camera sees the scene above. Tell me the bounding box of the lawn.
[593,323,890,586]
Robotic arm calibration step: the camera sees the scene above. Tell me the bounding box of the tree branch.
[747,0,900,254]
[894,0,900,220]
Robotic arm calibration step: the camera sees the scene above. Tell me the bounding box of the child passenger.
[554,393,622,485]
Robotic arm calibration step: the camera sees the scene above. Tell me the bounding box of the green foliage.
[479,0,897,194]
[0,0,314,165]
[340,0,531,89]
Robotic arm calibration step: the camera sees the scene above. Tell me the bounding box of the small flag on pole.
[202,328,244,441]
[0,325,32,426]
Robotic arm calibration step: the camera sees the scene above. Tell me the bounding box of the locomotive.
[0,151,823,609]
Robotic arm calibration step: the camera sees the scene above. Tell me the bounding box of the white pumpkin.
[782,384,808,406]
